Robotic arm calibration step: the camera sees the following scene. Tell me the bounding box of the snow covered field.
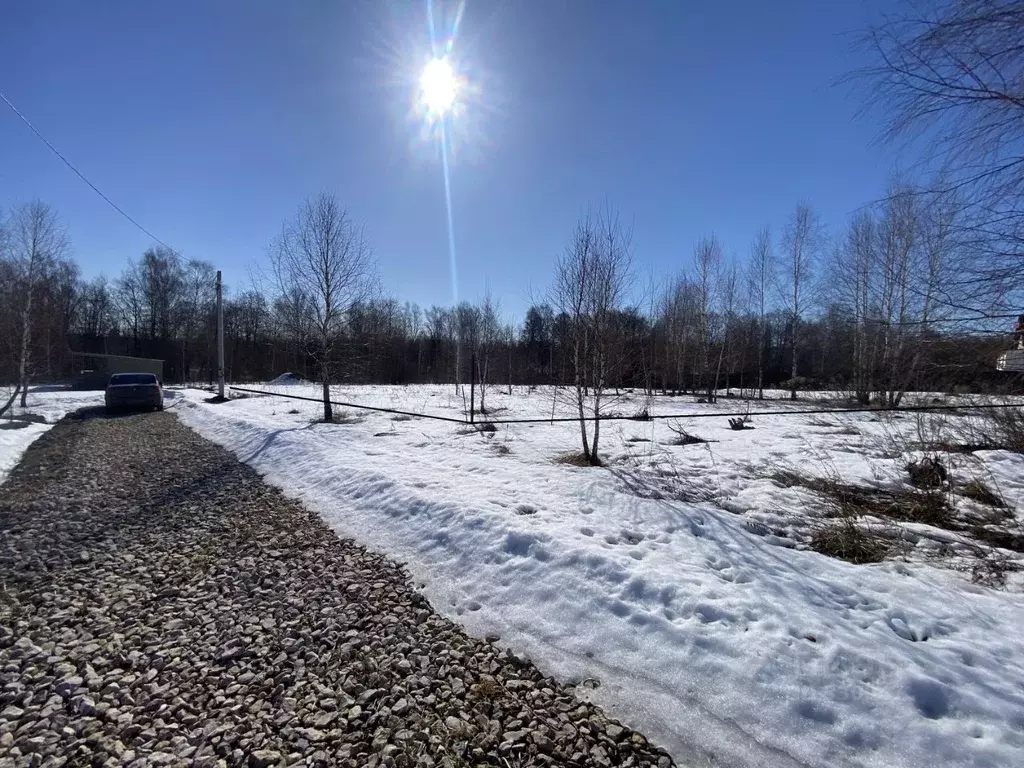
[0,388,104,484]
[173,384,1024,768]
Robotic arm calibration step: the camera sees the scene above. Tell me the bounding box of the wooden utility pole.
[216,270,225,399]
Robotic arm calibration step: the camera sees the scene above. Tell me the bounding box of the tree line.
[1,1,1021,430]
[0,187,1013,402]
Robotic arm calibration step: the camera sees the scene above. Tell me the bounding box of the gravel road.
[0,410,676,768]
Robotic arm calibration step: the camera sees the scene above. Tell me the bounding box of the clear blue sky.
[1,0,901,317]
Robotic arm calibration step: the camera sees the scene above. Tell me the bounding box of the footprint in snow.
[794,699,838,725]
[906,678,952,720]
[887,614,924,642]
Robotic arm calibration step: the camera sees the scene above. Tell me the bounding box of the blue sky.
[1,0,902,317]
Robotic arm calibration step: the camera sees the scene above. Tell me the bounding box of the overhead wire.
[0,90,177,252]
[231,386,1023,426]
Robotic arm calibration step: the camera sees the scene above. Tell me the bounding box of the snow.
[267,372,306,386]
[0,388,104,484]
[175,384,1024,768]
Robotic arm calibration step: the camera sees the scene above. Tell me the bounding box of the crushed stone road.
[0,409,676,768]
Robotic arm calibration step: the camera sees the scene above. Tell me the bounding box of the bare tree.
[7,202,69,406]
[505,321,516,395]
[115,261,145,355]
[74,277,114,340]
[853,0,1024,302]
[779,204,821,399]
[692,235,722,401]
[718,263,741,395]
[271,193,376,421]
[832,210,878,404]
[455,301,479,404]
[177,260,217,383]
[273,287,315,377]
[476,291,500,414]
[551,207,634,465]
[139,246,184,342]
[747,225,774,399]
[874,183,920,405]
[658,276,696,396]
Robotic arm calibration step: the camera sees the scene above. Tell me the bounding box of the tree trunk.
[790,313,798,400]
[321,361,333,422]
[18,290,33,408]
[0,384,23,418]
[576,384,590,460]
[757,318,765,400]
[574,333,591,460]
[590,392,601,466]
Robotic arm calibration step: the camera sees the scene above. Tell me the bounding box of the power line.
[230,386,1022,426]
[229,386,468,423]
[481,401,1024,425]
[0,90,177,252]
[858,313,1020,327]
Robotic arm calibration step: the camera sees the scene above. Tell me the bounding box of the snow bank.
[0,388,103,484]
[267,372,305,386]
[176,386,1024,768]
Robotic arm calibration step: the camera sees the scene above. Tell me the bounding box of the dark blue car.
[105,372,163,413]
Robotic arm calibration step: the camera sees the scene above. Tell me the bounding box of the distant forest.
[0,190,1018,403]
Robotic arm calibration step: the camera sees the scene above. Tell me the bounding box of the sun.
[420,57,457,117]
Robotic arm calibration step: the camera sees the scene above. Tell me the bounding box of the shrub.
[968,549,1021,588]
[906,456,948,489]
[772,470,953,529]
[631,406,652,421]
[810,521,889,564]
[986,407,1024,453]
[958,480,1007,509]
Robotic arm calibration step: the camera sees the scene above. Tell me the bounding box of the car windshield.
[109,373,157,385]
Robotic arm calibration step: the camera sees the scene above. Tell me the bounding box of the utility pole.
[216,270,225,399]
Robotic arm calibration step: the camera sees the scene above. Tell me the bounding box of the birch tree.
[747,225,774,399]
[271,193,376,421]
[692,236,722,401]
[779,204,821,399]
[476,291,500,413]
[551,208,634,465]
[8,202,69,406]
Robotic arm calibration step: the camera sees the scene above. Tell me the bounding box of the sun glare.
[420,57,457,117]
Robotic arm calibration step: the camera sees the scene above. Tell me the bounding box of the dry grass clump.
[555,451,599,467]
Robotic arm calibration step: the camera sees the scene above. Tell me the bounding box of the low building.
[70,353,165,390]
